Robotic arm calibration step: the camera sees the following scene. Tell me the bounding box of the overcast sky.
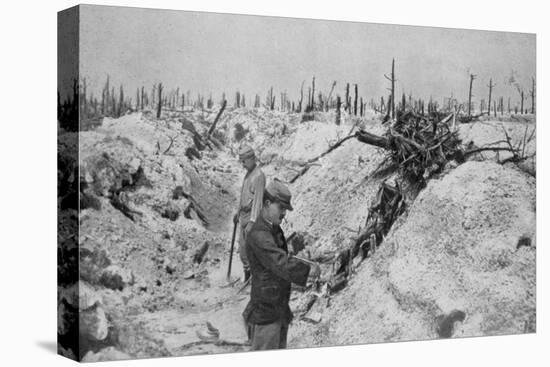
[79,4,535,107]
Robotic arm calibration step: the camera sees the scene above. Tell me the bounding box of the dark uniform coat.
[242,216,310,325]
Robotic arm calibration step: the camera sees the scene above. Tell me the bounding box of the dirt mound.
[72,110,247,357]
[62,106,536,358]
[290,160,535,346]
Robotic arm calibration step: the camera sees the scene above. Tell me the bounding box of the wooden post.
[298,81,304,113]
[520,90,524,114]
[311,76,316,111]
[384,58,396,119]
[468,74,475,117]
[345,83,350,112]
[386,95,392,119]
[530,77,535,114]
[157,83,163,119]
[207,99,227,138]
[354,84,358,116]
[326,81,336,112]
[487,78,494,116]
[335,95,341,125]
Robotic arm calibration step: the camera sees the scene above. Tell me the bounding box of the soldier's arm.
[250,230,310,286]
[249,172,266,223]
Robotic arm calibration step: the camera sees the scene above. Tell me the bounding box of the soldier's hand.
[233,213,239,225]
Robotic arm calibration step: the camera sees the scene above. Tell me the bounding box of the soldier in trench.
[234,145,266,282]
[242,179,321,350]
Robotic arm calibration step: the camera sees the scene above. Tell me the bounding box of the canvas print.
[57,5,536,362]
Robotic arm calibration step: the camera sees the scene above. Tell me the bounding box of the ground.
[57,106,536,360]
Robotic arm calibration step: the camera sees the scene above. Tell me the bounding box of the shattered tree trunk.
[530,77,535,114]
[389,59,396,119]
[468,74,475,117]
[354,130,390,149]
[487,78,494,117]
[335,96,341,125]
[298,81,304,113]
[326,81,336,112]
[520,90,524,114]
[311,77,316,111]
[157,83,163,119]
[207,99,227,138]
[354,84,358,116]
[345,83,350,112]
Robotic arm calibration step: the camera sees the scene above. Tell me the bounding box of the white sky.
[79,4,535,107]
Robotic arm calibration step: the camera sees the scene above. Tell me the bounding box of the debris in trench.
[356,111,462,186]
[110,190,142,222]
[206,321,220,338]
[185,147,202,160]
[193,241,210,264]
[183,270,195,280]
[80,181,101,210]
[125,165,151,190]
[172,185,189,200]
[516,236,532,250]
[333,248,352,276]
[352,181,406,259]
[458,112,487,123]
[318,180,405,295]
[327,273,348,294]
[206,99,227,139]
[80,191,101,211]
[302,311,322,324]
[233,122,249,141]
[161,207,180,221]
[436,310,466,338]
[183,202,209,226]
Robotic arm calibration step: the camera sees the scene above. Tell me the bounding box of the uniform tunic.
[242,216,310,327]
[238,165,266,270]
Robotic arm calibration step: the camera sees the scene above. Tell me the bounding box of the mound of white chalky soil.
[58,106,535,359]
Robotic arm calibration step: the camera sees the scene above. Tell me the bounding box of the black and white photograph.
[54,2,539,364]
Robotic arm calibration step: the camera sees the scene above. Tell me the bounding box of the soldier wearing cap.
[242,179,321,350]
[234,144,266,282]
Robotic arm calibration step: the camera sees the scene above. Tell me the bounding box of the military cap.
[265,179,293,211]
[238,144,256,159]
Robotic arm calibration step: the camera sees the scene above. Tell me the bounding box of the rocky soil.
[57,106,536,360]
